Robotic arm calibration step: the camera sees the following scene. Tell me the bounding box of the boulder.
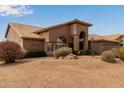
[64,54,78,59]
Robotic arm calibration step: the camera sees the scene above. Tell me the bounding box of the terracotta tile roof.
[6,23,44,40]
[88,34,119,43]
[89,34,103,40]
[103,34,124,40]
[33,19,92,33]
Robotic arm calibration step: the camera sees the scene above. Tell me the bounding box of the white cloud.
[0,5,33,16]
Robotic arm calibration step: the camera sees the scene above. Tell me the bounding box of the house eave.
[21,37,45,40]
[4,24,10,38]
[33,19,92,34]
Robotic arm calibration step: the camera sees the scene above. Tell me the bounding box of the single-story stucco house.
[5,19,123,54]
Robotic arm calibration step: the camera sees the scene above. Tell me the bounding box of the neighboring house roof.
[89,34,104,40]
[104,34,124,40]
[33,19,93,33]
[88,34,119,43]
[5,23,44,40]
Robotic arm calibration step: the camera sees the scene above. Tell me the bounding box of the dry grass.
[0,56,124,88]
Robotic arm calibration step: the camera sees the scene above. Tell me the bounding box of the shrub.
[53,47,72,58]
[0,41,23,63]
[101,50,116,63]
[118,47,124,61]
[72,50,79,55]
[86,50,97,55]
[73,50,87,55]
[111,48,120,58]
[24,50,47,58]
[86,50,91,55]
[79,50,86,55]
[73,50,96,55]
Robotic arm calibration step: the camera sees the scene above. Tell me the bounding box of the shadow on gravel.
[0,60,31,67]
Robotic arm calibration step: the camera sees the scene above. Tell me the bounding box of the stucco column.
[73,36,79,50]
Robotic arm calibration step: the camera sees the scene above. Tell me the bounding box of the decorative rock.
[64,54,78,59]
[58,56,64,59]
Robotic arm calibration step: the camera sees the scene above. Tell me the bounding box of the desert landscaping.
[0,56,124,88]
[1,18,124,88]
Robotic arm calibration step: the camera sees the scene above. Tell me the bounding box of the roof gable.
[5,23,44,40]
[33,19,92,33]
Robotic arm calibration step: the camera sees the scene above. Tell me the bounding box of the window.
[47,43,53,52]
[57,36,67,48]
[57,42,69,48]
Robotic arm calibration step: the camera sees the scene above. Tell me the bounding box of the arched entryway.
[79,31,85,50]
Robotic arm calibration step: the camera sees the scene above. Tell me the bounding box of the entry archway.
[79,31,85,50]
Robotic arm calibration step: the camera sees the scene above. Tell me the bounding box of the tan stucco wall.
[23,39,44,50]
[76,23,88,35]
[49,25,70,42]
[70,23,89,50]
[38,23,89,51]
[6,26,23,48]
[39,31,50,51]
[69,24,76,36]
[93,41,118,54]
[39,31,49,42]
[69,23,88,35]
[94,42,104,54]
[48,23,89,43]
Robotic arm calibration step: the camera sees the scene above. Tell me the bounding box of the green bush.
[72,50,79,55]
[73,50,86,55]
[72,50,95,55]
[53,47,72,58]
[24,50,47,58]
[86,50,92,55]
[101,50,116,63]
[118,47,124,61]
[86,50,97,55]
[79,50,86,55]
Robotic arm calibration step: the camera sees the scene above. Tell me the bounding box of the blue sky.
[0,5,124,41]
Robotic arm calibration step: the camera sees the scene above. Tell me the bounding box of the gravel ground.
[0,56,124,88]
